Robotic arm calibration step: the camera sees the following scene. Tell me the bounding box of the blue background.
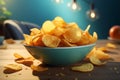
[5,0,120,39]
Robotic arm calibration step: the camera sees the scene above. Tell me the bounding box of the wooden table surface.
[0,40,120,80]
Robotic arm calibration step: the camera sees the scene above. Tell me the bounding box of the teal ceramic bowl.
[24,43,95,66]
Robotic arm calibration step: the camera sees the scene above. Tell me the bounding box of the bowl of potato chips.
[23,17,98,66]
[24,43,95,66]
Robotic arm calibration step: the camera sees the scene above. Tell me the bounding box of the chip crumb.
[5,75,8,77]
[74,77,78,80]
[18,73,22,75]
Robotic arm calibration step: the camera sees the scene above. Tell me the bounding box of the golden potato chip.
[30,28,41,36]
[90,32,98,44]
[90,55,106,66]
[63,28,82,43]
[32,34,44,46]
[77,32,91,45]
[85,47,96,60]
[14,53,24,59]
[51,27,66,37]
[42,20,56,33]
[65,22,80,29]
[106,43,117,49]
[42,34,61,48]
[95,49,110,60]
[31,65,48,72]
[71,63,94,72]
[84,24,91,32]
[52,16,66,28]
[15,58,33,66]
[60,39,77,47]
[4,64,22,71]
[86,47,110,60]
[97,47,108,52]
[23,34,33,45]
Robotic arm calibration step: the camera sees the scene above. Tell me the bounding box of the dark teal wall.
[5,0,120,39]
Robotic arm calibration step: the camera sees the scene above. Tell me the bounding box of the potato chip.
[4,64,22,71]
[31,65,48,72]
[23,34,33,45]
[15,58,33,66]
[60,39,77,47]
[86,47,110,60]
[106,43,117,49]
[52,16,66,28]
[14,53,24,59]
[85,47,96,60]
[97,47,108,52]
[51,27,66,37]
[84,24,91,32]
[32,34,44,46]
[65,22,80,29]
[42,34,61,48]
[95,49,110,60]
[71,63,94,72]
[63,28,82,43]
[90,55,106,66]
[92,32,98,43]
[30,28,41,36]
[42,20,56,33]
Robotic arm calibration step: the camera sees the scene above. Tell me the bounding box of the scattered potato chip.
[4,64,22,71]
[97,47,108,52]
[31,65,48,72]
[85,47,96,59]
[90,55,106,66]
[15,57,33,66]
[95,49,110,60]
[14,53,24,59]
[86,47,110,60]
[106,43,117,49]
[71,63,94,72]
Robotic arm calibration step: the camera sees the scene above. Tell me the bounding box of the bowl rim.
[24,43,96,49]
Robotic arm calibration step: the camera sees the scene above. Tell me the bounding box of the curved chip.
[90,55,106,66]
[71,63,94,72]
[42,20,56,33]
[42,34,61,48]
[63,28,82,43]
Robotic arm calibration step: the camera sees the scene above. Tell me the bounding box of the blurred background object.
[0,0,12,36]
[3,20,40,40]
